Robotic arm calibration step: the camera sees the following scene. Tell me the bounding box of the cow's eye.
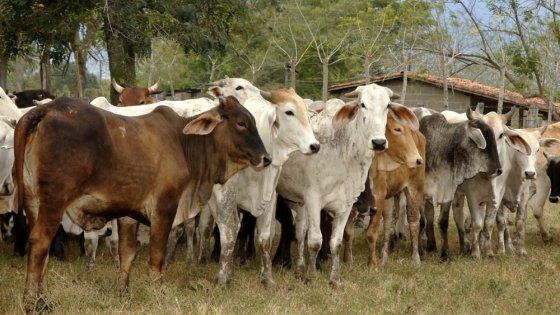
[237,122,247,128]
[499,133,504,139]
[483,132,489,139]
[139,100,145,105]
[360,102,365,108]
[235,86,243,90]
[285,110,294,116]
[394,128,402,132]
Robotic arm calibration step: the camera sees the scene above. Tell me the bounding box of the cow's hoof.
[329,279,343,289]
[24,295,52,315]
[295,265,306,281]
[261,279,278,290]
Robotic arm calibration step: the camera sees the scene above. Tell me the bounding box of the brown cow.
[344,113,426,268]
[14,96,270,312]
[112,78,161,106]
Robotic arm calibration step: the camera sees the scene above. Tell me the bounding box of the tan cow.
[344,113,425,268]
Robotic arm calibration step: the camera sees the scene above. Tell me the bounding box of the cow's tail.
[14,106,48,255]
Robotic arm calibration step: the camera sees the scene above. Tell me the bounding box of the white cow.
[206,77,262,105]
[442,109,532,258]
[496,127,560,255]
[0,87,23,120]
[0,117,16,215]
[90,97,216,117]
[167,88,320,288]
[275,84,418,287]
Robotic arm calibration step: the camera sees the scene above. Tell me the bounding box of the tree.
[296,0,352,101]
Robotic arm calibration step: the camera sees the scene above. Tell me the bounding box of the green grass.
[3,203,560,315]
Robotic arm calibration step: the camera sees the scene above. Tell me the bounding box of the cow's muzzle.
[372,139,387,151]
[549,196,560,203]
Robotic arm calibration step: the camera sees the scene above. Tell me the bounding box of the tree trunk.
[364,53,371,85]
[441,54,448,109]
[290,60,296,90]
[322,58,329,102]
[209,59,217,83]
[39,45,52,91]
[16,55,24,91]
[497,66,505,114]
[401,56,408,105]
[103,7,136,105]
[71,31,87,98]
[0,57,7,90]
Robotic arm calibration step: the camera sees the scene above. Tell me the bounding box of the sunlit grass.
[2,202,560,314]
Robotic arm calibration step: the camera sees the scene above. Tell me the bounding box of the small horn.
[540,125,548,135]
[544,151,550,160]
[205,79,226,87]
[390,93,401,100]
[260,90,272,102]
[345,90,359,98]
[148,78,160,93]
[504,106,516,121]
[466,106,474,120]
[112,78,124,94]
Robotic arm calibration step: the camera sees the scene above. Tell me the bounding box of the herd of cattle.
[2,77,560,313]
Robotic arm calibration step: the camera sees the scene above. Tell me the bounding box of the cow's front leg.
[165,223,183,265]
[84,230,100,272]
[197,206,214,265]
[452,194,471,255]
[209,188,239,287]
[116,217,139,293]
[329,208,351,288]
[305,203,322,285]
[294,205,307,281]
[257,195,278,289]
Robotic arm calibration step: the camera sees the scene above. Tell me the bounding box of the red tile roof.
[328,72,560,112]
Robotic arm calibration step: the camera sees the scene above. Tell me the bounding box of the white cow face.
[340,84,418,151]
[266,89,320,155]
[206,77,261,105]
[512,128,560,180]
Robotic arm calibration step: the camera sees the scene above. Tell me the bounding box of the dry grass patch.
[2,202,560,314]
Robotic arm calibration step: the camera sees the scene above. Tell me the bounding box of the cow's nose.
[263,156,272,167]
[106,227,112,237]
[368,206,377,216]
[525,171,536,178]
[496,168,503,176]
[372,139,387,150]
[310,143,320,153]
[416,158,424,166]
[550,196,560,203]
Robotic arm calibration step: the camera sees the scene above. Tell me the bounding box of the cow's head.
[545,152,560,203]
[260,88,320,155]
[112,78,160,106]
[376,111,425,171]
[336,84,418,151]
[505,127,558,183]
[183,95,271,171]
[206,77,261,105]
[465,113,502,178]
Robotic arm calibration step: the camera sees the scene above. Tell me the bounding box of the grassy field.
[3,203,560,315]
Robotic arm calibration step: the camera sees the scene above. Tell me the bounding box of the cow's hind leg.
[148,205,176,287]
[424,200,437,253]
[116,217,139,293]
[198,207,214,265]
[24,211,62,313]
[438,202,452,262]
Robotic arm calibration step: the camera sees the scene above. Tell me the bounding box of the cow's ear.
[207,86,221,98]
[375,153,402,172]
[540,138,560,149]
[270,113,279,140]
[183,112,222,135]
[332,101,359,129]
[505,129,531,155]
[389,103,419,131]
[467,127,486,149]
